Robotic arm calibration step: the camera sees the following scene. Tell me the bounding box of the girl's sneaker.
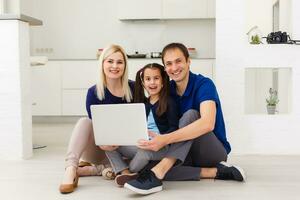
[102,167,116,180]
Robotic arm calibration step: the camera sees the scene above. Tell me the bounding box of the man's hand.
[99,145,118,151]
[138,131,168,151]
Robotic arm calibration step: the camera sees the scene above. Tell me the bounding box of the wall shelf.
[245,67,292,115]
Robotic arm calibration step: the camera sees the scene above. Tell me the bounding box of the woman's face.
[143,68,163,97]
[103,51,125,81]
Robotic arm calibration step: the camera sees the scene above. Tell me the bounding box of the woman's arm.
[86,86,98,119]
[139,100,216,151]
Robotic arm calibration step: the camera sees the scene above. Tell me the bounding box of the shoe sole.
[115,174,138,187]
[124,183,162,195]
[220,161,246,182]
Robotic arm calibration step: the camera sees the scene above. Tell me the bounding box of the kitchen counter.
[0,14,42,26]
[48,58,215,61]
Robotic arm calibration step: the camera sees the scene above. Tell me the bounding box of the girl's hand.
[138,131,167,151]
[99,145,118,151]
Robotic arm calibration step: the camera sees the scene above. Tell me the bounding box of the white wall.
[246,0,292,36]
[28,0,215,59]
[217,0,300,155]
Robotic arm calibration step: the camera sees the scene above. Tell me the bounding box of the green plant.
[250,35,261,44]
[266,88,279,106]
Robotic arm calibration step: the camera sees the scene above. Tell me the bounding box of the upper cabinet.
[118,0,215,20]
[163,0,206,19]
[118,0,162,20]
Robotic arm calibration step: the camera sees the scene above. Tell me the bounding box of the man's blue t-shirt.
[170,71,231,153]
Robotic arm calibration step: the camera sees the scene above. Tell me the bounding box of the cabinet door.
[31,62,61,116]
[207,0,216,18]
[118,0,162,20]
[162,0,207,19]
[190,59,214,80]
[61,61,98,89]
[62,89,87,116]
[128,59,162,80]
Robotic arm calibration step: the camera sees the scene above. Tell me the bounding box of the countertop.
[48,58,215,61]
[0,14,42,26]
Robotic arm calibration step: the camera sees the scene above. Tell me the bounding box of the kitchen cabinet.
[128,59,163,80]
[31,62,61,116]
[118,0,162,20]
[162,0,207,19]
[118,0,215,20]
[62,89,87,116]
[61,61,98,116]
[61,61,97,89]
[207,0,216,18]
[31,59,214,116]
[190,59,214,79]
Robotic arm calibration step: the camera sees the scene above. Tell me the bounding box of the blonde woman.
[59,44,134,194]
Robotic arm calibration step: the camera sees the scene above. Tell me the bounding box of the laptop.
[91,103,149,145]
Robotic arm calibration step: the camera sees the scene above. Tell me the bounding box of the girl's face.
[103,51,125,80]
[143,68,163,97]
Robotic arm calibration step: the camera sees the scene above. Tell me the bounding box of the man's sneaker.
[124,170,163,195]
[215,161,246,182]
[115,173,138,187]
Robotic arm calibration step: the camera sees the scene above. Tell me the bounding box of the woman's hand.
[99,145,118,151]
[138,131,168,151]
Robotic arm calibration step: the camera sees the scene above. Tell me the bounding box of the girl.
[104,63,179,187]
[59,44,134,194]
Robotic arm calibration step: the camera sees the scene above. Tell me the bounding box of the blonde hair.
[96,44,132,102]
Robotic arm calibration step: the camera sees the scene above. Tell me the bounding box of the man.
[124,43,245,195]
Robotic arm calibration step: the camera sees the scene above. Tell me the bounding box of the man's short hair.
[161,43,190,65]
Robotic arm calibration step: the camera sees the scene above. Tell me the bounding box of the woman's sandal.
[59,171,79,194]
[78,161,92,167]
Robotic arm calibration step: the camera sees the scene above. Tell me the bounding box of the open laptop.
[91,103,149,145]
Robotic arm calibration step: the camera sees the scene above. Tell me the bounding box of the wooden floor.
[0,123,299,200]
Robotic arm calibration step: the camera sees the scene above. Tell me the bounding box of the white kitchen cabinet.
[118,0,215,20]
[118,0,162,20]
[162,0,207,19]
[31,62,61,116]
[128,59,163,80]
[31,59,214,116]
[62,61,98,89]
[191,59,214,80]
[62,89,87,116]
[207,0,216,18]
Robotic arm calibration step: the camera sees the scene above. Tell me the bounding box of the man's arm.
[139,100,216,151]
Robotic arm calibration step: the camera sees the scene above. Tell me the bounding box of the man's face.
[163,48,190,83]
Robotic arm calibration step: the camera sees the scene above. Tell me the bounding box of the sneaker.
[102,167,116,180]
[115,173,138,187]
[124,170,162,195]
[215,161,246,182]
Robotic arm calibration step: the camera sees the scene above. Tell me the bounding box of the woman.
[59,44,134,194]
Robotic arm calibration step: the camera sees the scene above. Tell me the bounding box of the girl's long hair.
[134,63,170,116]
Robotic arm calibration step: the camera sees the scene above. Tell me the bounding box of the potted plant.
[266,88,279,114]
[250,35,261,44]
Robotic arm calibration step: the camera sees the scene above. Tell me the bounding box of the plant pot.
[267,105,276,114]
